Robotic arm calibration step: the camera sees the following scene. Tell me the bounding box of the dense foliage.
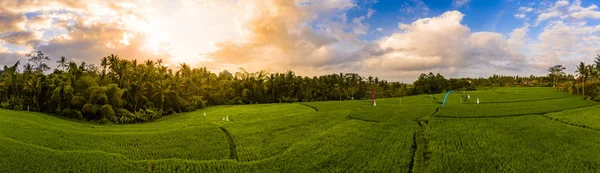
[0,51,410,123]
[1,50,593,123]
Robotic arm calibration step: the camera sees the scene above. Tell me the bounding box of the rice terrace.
[2,87,600,172]
[4,0,600,172]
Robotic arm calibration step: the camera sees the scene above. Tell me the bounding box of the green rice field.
[1,87,599,172]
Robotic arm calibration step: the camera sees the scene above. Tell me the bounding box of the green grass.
[2,87,600,172]
[545,105,600,130]
[436,87,597,117]
[425,116,600,172]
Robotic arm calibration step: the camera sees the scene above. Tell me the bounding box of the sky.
[1,0,600,82]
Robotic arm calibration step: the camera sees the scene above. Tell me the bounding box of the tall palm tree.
[576,62,587,96]
[56,56,67,71]
[595,54,600,80]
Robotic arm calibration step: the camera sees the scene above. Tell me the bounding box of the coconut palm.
[576,62,587,96]
[56,56,67,71]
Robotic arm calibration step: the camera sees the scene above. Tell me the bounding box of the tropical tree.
[548,65,566,88]
[576,62,587,96]
[26,50,51,73]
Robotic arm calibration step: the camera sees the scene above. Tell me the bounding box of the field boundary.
[218,127,238,161]
[462,96,570,104]
[434,104,599,119]
[409,120,430,173]
[298,103,319,112]
[541,115,600,132]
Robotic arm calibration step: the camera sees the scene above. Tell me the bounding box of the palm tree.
[576,62,587,96]
[56,56,67,71]
[595,54,600,80]
[548,65,566,88]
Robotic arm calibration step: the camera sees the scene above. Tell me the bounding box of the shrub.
[97,118,109,124]
[115,108,135,123]
[1,101,10,109]
[189,96,206,109]
[54,108,62,115]
[134,107,164,122]
[100,104,116,122]
[62,109,82,119]
[12,105,23,111]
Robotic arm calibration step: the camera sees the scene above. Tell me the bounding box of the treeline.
[552,55,600,101]
[0,50,570,123]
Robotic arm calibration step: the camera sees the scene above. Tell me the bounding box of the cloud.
[519,7,534,12]
[0,8,27,33]
[0,31,42,46]
[570,4,600,20]
[536,0,600,24]
[26,14,54,30]
[205,0,364,74]
[515,13,526,19]
[376,28,383,32]
[453,0,471,8]
[367,8,375,18]
[530,20,600,72]
[366,11,528,78]
[400,0,429,15]
[36,19,171,65]
[0,41,28,66]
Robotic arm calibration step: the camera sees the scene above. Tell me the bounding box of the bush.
[12,105,23,111]
[62,109,82,119]
[54,108,63,115]
[134,107,164,122]
[231,97,244,105]
[90,104,101,118]
[189,96,206,109]
[185,106,195,112]
[100,104,116,122]
[1,102,10,109]
[82,104,93,115]
[116,108,135,123]
[97,118,109,124]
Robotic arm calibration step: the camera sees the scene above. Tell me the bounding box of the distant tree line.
[0,50,580,123]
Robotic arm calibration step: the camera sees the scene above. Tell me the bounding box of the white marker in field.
[374,101,377,107]
[477,98,480,104]
[222,117,225,121]
[226,116,229,121]
[468,94,470,99]
[204,112,206,116]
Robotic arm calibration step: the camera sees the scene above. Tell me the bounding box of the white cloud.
[400,0,429,15]
[555,0,569,7]
[515,13,526,19]
[367,11,528,79]
[453,0,471,8]
[376,28,383,32]
[530,20,600,72]
[519,7,534,12]
[536,0,600,24]
[570,5,600,20]
[367,8,375,18]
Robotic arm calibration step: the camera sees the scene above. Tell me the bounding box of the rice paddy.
[1,87,599,172]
